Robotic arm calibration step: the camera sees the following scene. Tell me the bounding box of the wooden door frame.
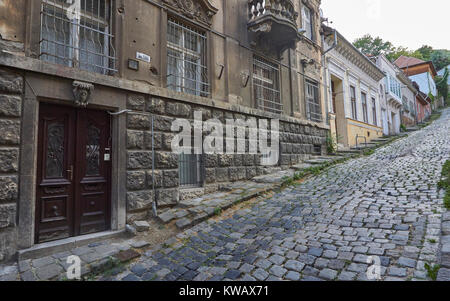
[17,74,127,250]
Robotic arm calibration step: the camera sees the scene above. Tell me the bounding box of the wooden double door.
[36,103,112,243]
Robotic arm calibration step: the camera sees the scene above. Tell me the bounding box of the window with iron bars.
[305,79,322,122]
[167,18,209,97]
[179,153,204,188]
[39,0,117,75]
[253,56,282,114]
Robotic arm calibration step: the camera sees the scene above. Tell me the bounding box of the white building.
[374,55,404,136]
[322,28,385,149]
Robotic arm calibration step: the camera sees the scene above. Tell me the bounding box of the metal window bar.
[253,56,283,114]
[39,0,117,75]
[179,153,204,188]
[167,18,209,97]
[305,79,322,122]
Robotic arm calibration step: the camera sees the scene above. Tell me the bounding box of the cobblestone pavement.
[106,108,450,281]
[1,109,448,281]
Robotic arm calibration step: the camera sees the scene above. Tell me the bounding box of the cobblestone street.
[1,109,449,282]
[97,108,450,281]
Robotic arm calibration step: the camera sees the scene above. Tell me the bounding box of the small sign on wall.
[136,52,151,63]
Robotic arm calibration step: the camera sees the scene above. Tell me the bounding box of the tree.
[431,50,450,71]
[389,47,424,62]
[435,67,449,103]
[417,45,434,61]
[353,34,424,62]
[353,34,394,58]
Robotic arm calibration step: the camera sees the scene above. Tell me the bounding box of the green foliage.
[214,207,222,216]
[326,133,338,154]
[431,50,450,71]
[353,34,394,58]
[445,194,450,210]
[352,37,450,68]
[442,160,450,175]
[389,47,424,62]
[440,160,450,210]
[424,263,440,281]
[417,45,434,61]
[400,124,407,132]
[436,67,449,103]
[363,149,375,156]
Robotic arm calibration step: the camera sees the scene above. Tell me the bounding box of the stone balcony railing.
[247,0,300,55]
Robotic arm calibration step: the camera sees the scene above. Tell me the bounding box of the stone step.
[371,138,389,142]
[351,144,377,150]
[304,158,334,165]
[292,163,315,171]
[252,170,294,184]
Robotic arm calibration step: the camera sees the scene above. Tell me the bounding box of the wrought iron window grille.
[253,56,283,115]
[167,18,210,97]
[39,0,117,75]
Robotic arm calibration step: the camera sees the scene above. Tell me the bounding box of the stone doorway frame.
[17,73,127,251]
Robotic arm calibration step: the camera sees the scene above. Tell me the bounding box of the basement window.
[179,153,204,188]
[39,0,117,74]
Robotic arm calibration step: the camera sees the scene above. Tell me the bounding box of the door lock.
[104,148,111,161]
[67,165,74,181]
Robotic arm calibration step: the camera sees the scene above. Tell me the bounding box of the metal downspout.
[322,29,337,124]
[151,115,158,217]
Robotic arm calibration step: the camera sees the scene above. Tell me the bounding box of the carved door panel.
[36,104,111,243]
[74,109,111,236]
[36,104,77,243]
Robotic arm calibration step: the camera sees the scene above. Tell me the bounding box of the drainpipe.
[288,48,295,116]
[413,91,419,124]
[151,115,158,217]
[322,28,337,125]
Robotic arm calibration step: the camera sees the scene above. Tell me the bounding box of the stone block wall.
[125,93,328,221]
[0,68,23,262]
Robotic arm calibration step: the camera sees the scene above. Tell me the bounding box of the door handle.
[67,165,74,181]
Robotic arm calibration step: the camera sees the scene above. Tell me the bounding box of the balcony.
[248,0,300,55]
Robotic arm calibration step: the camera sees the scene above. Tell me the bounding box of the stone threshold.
[17,230,125,261]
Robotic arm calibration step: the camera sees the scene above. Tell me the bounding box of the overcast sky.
[321,0,450,50]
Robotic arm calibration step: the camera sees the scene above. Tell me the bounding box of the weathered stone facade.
[0,0,327,262]
[0,68,22,261]
[124,92,328,222]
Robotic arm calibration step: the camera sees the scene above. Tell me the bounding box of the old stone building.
[0,0,328,262]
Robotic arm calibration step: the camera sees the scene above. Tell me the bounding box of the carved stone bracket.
[72,81,94,108]
[162,0,218,25]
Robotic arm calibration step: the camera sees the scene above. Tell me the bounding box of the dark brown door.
[36,103,111,243]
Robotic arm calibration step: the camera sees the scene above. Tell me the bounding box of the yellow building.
[322,27,386,149]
